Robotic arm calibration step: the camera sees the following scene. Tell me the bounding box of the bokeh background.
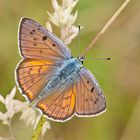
[0,0,140,140]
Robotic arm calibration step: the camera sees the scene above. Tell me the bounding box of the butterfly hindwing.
[18,18,72,62]
[37,84,76,121]
[76,68,106,116]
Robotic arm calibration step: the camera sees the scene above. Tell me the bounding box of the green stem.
[32,115,46,140]
[8,120,15,140]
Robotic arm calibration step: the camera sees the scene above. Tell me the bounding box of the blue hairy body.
[37,58,82,102]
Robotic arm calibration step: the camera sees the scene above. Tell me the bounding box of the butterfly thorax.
[37,58,82,102]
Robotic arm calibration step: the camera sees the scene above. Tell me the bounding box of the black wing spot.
[42,36,48,40]
[91,87,94,92]
[94,98,98,104]
[29,68,33,70]
[40,49,43,54]
[33,43,36,46]
[29,68,33,71]
[32,29,35,32]
[33,38,37,41]
[52,43,56,46]
[30,32,33,34]
[87,80,89,83]
[38,67,42,73]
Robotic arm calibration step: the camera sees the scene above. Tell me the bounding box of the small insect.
[15,18,106,122]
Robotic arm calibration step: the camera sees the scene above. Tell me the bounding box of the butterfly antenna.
[81,0,130,57]
[87,57,112,61]
[78,24,81,56]
[106,57,112,60]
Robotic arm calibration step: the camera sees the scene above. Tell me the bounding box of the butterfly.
[15,18,106,122]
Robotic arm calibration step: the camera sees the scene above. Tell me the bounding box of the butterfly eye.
[77,56,85,65]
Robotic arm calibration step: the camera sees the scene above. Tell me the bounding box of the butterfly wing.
[16,17,106,121]
[37,84,76,122]
[36,66,106,121]
[16,17,72,101]
[76,68,106,116]
[18,17,72,61]
[16,59,59,101]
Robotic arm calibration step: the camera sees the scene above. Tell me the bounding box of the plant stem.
[8,122,14,140]
[81,0,131,57]
[32,115,46,140]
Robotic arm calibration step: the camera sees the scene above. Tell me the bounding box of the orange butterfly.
[15,18,106,122]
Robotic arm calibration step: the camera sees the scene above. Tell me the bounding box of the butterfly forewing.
[16,17,72,102]
[18,18,72,62]
[16,59,58,101]
[76,68,106,116]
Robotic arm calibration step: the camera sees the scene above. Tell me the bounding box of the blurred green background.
[0,0,140,140]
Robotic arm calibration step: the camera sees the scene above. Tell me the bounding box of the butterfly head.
[77,56,85,65]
